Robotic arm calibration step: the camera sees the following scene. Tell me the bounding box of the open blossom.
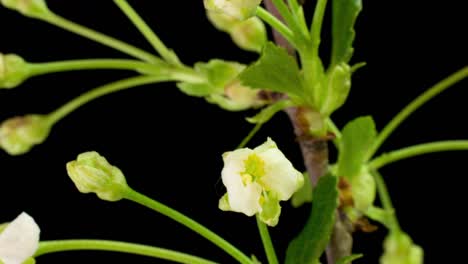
[204,0,262,20]
[219,138,303,226]
[0,212,40,264]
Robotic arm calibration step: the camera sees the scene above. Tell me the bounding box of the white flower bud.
[0,114,50,155]
[66,151,129,202]
[0,212,39,264]
[204,0,262,21]
[219,138,303,226]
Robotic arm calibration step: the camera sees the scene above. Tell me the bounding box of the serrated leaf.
[246,100,294,124]
[336,253,364,264]
[331,0,362,66]
[291,172,313,208]
[337,116,376,180]
[285,173,339,264]
[239,42,303,97]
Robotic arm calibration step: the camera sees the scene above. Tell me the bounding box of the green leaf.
[291,172,313,208]
[331,0,362,66]
[336,253,364,264]
[320,63,351,117]
[239,42,303,97]
[285,173,339,264]
[246,100,294,124]
[337,116,376,180]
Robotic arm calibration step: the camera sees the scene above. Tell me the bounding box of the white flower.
[204,0,262,20]
[0,212,40,264]
[219,138,303,226]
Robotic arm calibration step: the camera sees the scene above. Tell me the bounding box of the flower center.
[241,153,265,185]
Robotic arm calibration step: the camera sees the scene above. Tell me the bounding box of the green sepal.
[246,100,294,124]
[259,191,281,227]
[331,0,362,66]
[239,42,304,100]
[336,254,364,264]
[351,169,376,212]
[337,116,377,180]
[291,172,313,208]
[365,206,392,229]
[320,63,351,117]
[285,173,339,264]
[176,59,244,97]
[218,193,231,211]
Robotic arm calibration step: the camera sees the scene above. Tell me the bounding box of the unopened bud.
[66,151,129,202]
[230,17,266,52]
[208,80,266,111]
[0,53,29,89]
[381,232,423,264]
[1,0,51,19]
[0,114,50,155]
[204,0,262,21]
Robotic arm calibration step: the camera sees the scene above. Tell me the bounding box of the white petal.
[221,148,262,216]
[256,142,303,200]
[0,212,40,264]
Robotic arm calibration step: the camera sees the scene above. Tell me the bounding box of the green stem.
[270,0,299,31]
[35,239,218,264]
[256,216,279,264]
[371,171,401,233]
[256,7,296,48]
[43,13,162,64]
[46,75,170,125]
[310,0,328,54]
[113,0,181,65]
[369,140,468,170]
[237,122,263,149]
[124,188,253,264]
[28,59,165,76]
[326,118,341,149]
[366,66,468,160]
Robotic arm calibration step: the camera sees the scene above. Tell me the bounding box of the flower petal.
[255,139,303,200]
[221,148,262,216]
[0,212,40,264]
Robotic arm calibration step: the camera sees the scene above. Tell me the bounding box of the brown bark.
[262,1,353,263]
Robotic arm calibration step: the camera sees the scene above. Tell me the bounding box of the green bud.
[381,232,423,264]
[208,80,265,111]
[207,11,239,32]
[0,114,50,155]
[1,0,51,19]
[230,17,266,52]
[351,169,376,212]
[0,53,30,89]
[204,0,262,20]
[66,151,129,202]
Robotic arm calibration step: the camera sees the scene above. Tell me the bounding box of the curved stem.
[256,216,279,264]
[256,7,296,48]
[371,171,401,233]
[43,13,162,64]
[46,75,170,125]
[28,59,166,76]
[366,66,468,160]
[368,140,468,170]
[123,188,253,264]
[35,239,218,264]
[237,122,263,149]
[113,0,181,65]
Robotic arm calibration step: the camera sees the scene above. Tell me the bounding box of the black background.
[1,1,467,263]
